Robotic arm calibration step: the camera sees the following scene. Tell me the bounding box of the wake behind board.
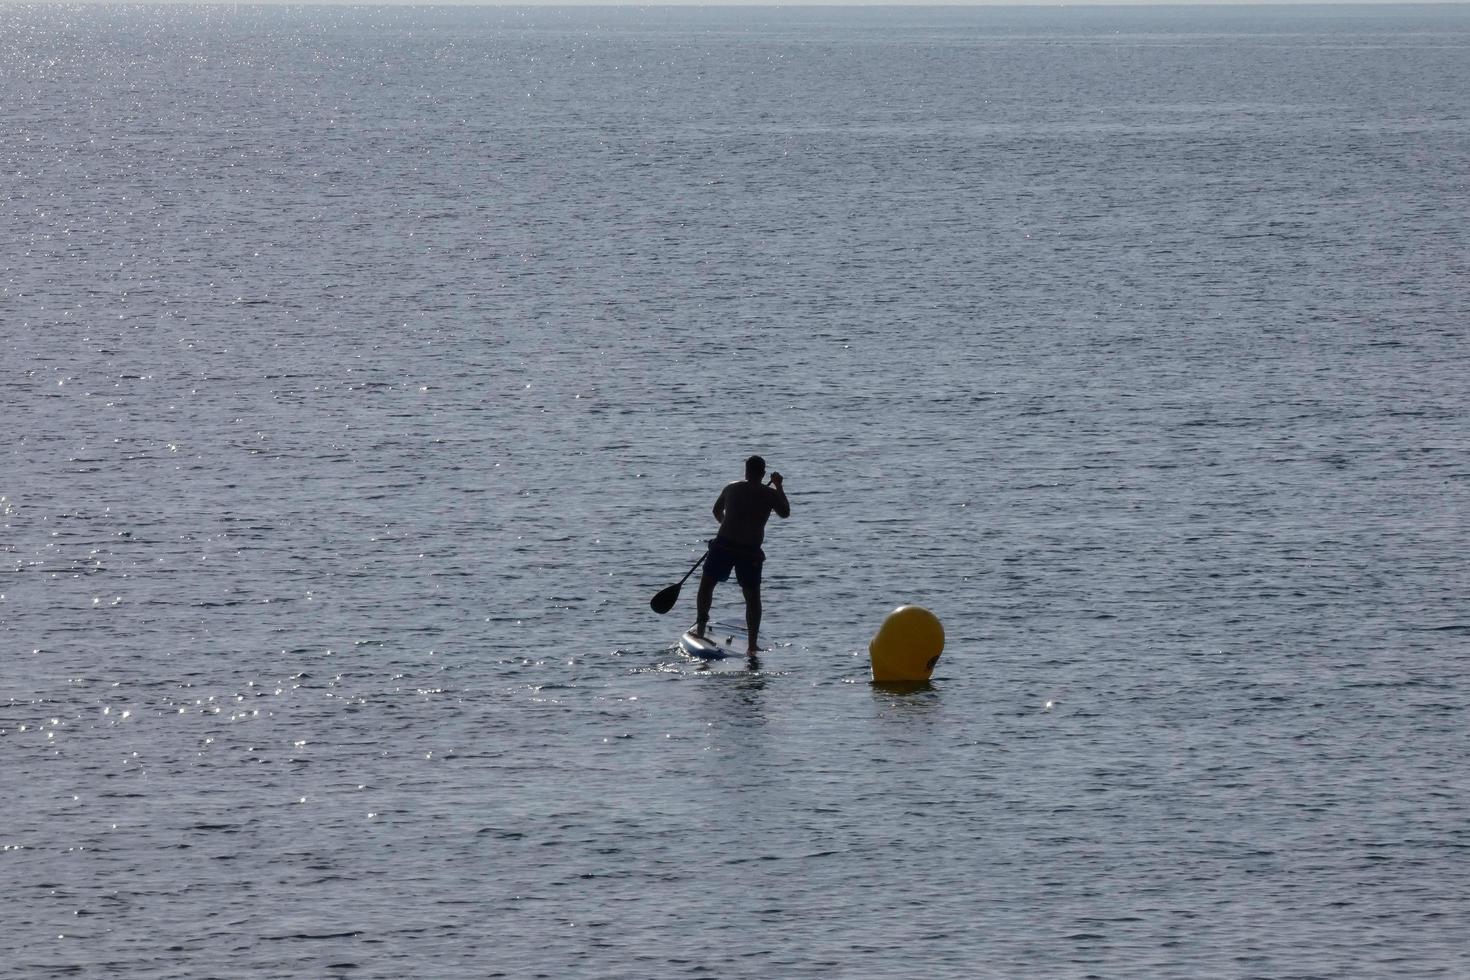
[679,620,755,660]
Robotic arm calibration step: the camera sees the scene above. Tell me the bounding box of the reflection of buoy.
[869,605,944,683]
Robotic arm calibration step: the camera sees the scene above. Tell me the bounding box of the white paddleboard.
[678,620,756,660]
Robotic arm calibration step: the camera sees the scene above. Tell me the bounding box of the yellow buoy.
[869,605,944,683]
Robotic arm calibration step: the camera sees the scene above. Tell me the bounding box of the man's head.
[745,455,766,480]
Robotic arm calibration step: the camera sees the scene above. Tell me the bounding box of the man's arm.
[712,486,727,523]
[770,473,790,519]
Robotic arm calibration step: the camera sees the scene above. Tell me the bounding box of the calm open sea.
[3,4,1468,977]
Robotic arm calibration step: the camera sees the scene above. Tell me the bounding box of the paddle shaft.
[673,551,707,588]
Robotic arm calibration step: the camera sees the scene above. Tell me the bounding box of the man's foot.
[693,621,707,638]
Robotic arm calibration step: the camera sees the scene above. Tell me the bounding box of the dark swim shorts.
[705,537,765,590]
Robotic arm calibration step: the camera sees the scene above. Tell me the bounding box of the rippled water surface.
[4,4,1469,977]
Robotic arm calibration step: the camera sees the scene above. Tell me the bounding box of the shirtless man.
[694,455,791,654]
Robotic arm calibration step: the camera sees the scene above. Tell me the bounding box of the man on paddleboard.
[694,455,790,654]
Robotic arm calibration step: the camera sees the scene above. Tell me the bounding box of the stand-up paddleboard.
[679,620,756,660]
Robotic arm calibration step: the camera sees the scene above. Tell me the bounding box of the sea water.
[3,5,1468,977]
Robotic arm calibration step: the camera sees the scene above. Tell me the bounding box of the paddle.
[649,551,707,614]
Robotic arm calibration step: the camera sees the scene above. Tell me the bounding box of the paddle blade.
[649,583,681,615]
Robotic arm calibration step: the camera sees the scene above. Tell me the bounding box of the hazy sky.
[11,0,1467,5]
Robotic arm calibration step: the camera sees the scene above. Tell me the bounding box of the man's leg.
[694,573,716,636]
[740,582,762,653]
